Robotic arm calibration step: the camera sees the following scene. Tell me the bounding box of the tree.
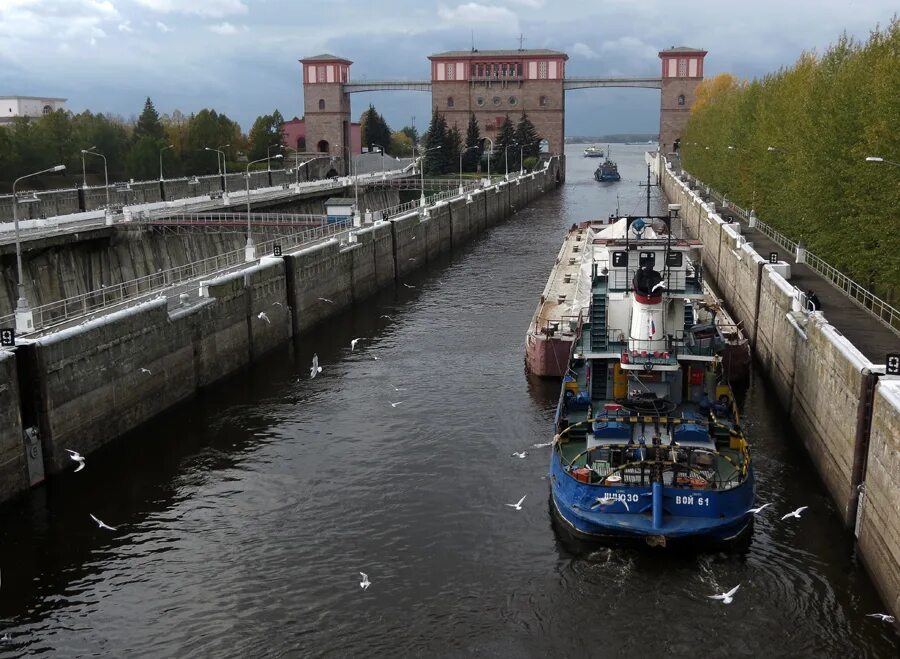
[446,124,462,176]
[691,73,743,114]
[360,104,392,154]
[495,115,516,174]
[247,110,285,162]
[126,136,164,180]
[423,110,449,174]
[463,113,482,172]
[134,97,165,142]
[515,112,542,166]
[183,109,242,174]
[400,125,419,147]
[389,130,414,158]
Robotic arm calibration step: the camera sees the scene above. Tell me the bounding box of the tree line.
[0,98,289,191]
[680,19,899,303]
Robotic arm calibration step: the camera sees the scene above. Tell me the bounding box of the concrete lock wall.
[0,162,562,503]
[661,158,900,615]
[858,381,900,616]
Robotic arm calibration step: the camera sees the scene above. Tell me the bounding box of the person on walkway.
[806,289,821,311]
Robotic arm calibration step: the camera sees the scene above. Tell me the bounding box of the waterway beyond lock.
[0,146,897,657]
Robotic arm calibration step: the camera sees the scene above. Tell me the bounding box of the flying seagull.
[511,451,528,459]
[380,314,394,320]
[272,301,284,307]
[652,279,667,292]
[866,613,896,623]
[708,584,740,604]
[390,385,405,392]
[350,338,363,351]
[505,495,526,511]
[402,283,416,289]
[408,257,416,261]
[65,449,85,472]
[310,354,322,379]
[140,367,152,375]
[746,503,772,515]
[359,572,371,591]
[89,513,117,532]
[593,496,630,511]
[318,297,334,304]
[780,506,808,521]
[532,440,553,448]
[389,401,403,408]
[258,311,271,324]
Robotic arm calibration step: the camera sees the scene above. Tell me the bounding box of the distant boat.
[594,147,621,182]
[583,146,604,158]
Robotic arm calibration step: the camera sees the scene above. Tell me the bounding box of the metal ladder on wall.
[590,285,608,352]
[684,302,695,330]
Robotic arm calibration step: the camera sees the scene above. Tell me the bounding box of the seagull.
[511,451,528,459]
[652,279,667,292]
[592,496,630,511]
[0,633,9,641]
[140,367,152,375]
[350,338,363,351]
[408,257,416,261]
[532,440,553,448]
[65,449,85,472]
[380,314,394,320]
[402,283,415,289]
[866,613,896,623]
[746,503,772,515]
[359,572,371,590]
[390,385,405,392]
[708,584,740,604]
[389,401,403,407]
[272,301,284,307]
[505,495,526,511]
[318,297,334,304]
[310,354,322,379]
[89,513,117,531]
[258,311,271,324]
[781,506,808,521]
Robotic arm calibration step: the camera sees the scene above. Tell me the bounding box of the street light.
[159,144,175,181]
[12,164,65,331]
[80,145,94,189]
[244,154,283,261]
[459,145,477,194]
[81,147,110,219]
[503,142,518,180]
[415,144,441,206]
[866,156,900,167]
[267,143,283,172]
[204,146,229,201]
[483,137,494,184]
[519,144,525,175]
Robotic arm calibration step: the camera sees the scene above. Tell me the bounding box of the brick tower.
[428,49,568,157]
[300,54,352,172]
[658,47,706,155]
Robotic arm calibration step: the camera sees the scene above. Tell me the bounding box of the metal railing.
[380,178,487,219]
[0,220,351,334]
[680,167,900,334]
[138,212,328,227]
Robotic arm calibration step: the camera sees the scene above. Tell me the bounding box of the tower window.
[677,94,686,106]
[538,61,548,79]
[446,63,454,80]
[678,58,687,77]
[42,105,52,115]
[476,96,485,107]
[447,97,454,108]
[508,96,518,106]
[317,65,326,82]
[318,99,325,110]
[539,95,547,107]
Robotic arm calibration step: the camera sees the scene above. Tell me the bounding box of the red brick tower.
[301,54,352,172]
[658,47,707,155]
[428,49,568,157]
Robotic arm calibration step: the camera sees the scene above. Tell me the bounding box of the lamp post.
[416,145,441,207]
[504,142,518,180]
[80,146,92,189]
[267,143,283,171]
[244,154,283,261]
[205,146,229,203]
[371,144,386,177]
[483,137,494,185]
[519,144,525,175]
[866,156,900,167]
[81,147,110,222]
[13,165,66,331]
[159,143,174,181]
[459,145,477,194]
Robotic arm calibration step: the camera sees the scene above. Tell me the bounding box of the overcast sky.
[0,0,896,135]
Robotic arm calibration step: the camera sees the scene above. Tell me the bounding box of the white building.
[0,96,67,125]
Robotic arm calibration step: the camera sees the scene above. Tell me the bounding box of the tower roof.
[300,54,353,64]
[659,46,707,56]
[429,48,567,59]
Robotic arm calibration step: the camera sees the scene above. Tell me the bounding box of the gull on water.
[258,312,271,324]
[380,314,394,320]
[532,440,553,448]
[89,513,117,531]
[746,503,772,515]
[866,613,895,623]
[310,354,323,379]
[708,584,740,604]
[780,506,808,521]
[505,495,526,511]
[511,451,528,459]
[359,572,371,590]
[140,368,152,375]
[390,385,405,392]
[318,297,334,304]
[350,338,363,351]
[389,401,403,408]
[65,449,85,472]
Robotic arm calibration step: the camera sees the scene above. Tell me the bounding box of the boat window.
[639,252,656,267]
[612,251,628,267]
[666,251,683,267]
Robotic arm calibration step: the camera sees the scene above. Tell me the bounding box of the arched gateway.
[299,46,706,172]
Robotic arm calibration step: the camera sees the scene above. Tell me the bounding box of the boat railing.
[603,268,693,293]
[537,313,580,337]
[597,328,723,359]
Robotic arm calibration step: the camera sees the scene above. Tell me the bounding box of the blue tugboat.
[594,147,621,182]
[548,207,754,547]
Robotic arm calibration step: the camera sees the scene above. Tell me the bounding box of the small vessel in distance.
[547,206,754,548]
[583,145,604,158]
[594,147,621,182]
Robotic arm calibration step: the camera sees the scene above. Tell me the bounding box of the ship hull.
[525,332,574,377]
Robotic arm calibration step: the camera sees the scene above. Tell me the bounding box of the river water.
[0,145,897,657]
